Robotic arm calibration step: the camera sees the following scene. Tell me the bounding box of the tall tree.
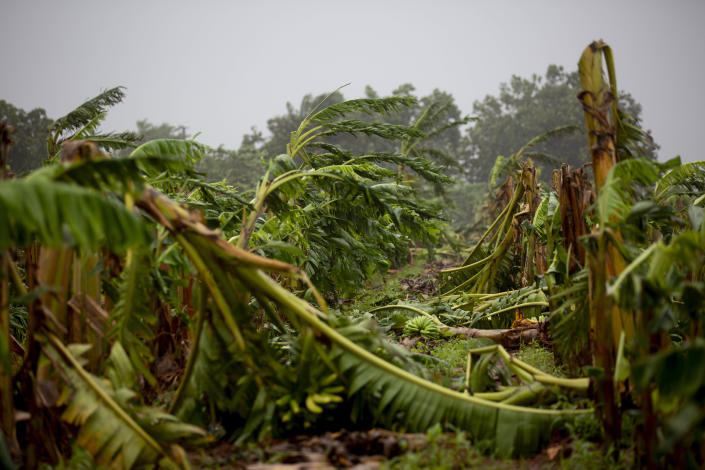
[126,119,266,191]
[0,100,53,174]
[114,119,190,157]
[463,65,658,182]
[134,119,188,142]
[198,144,266,191]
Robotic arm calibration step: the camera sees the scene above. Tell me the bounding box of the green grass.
[557,439,633,470]
[345,261,426,313]
[514,343,567,378]
[379,423,635,470]
[379,425,512,470]
[329,260,625,469]
[427,337,494,377]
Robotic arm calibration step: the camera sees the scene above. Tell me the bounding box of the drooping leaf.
[311,96,417,123]
[130,139,208,167]
[106,253,158,386]
[0,179,149,252]
[45,338,205,469]
[319,120,424,140]
[655,160,705,200]
[50,87,127,138]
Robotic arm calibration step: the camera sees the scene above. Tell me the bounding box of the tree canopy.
[216,69,657,189]
[0,100,53,175]
[462,65,658,182]
[134,119,188,142]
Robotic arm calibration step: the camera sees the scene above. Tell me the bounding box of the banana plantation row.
[1,41,704,469]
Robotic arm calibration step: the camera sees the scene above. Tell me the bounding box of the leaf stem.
[237,267,591,416]
[368,304,445,326]
[46,332,167,458]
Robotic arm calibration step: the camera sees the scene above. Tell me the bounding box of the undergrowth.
[514,343,567,378]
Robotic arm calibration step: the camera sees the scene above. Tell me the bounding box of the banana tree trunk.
[578,39,634,441]
[0,125,15,444]
[578,41,619,192]
[555,164,594,272]
[519,158,542,286]
[0,254,12,441]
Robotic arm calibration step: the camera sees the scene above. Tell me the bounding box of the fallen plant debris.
[1,40,704,470]
[188,428,423,469]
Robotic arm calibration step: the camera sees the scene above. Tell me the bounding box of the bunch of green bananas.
[403,315,441,339]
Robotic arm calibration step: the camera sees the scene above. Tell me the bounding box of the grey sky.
[3,0,704,162]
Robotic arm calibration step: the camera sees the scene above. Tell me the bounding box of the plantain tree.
[0,89,597,468]
[46,86,140,160]
[435,40,705,467]
[236,91,459,295]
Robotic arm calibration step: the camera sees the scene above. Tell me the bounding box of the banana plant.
[0,136,223,468]
[577,41,705,460]
[5,41,702,469]
[137,184,593,457]
[577,40,637,439]
[440,123,582,298]
[16,143,592,458]
[609,220,705,466]
[236,92,453,295]
[13,140,594,460]
[0,123,16,449]
[47,87,140,159]
[440,158,542,296]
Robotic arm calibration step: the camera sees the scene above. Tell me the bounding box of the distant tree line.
[1,65,658,226]
[0,100,53,174]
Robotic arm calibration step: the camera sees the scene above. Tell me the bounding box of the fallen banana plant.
[465,344,589,395]
[440,158,543,296]
[138,189,592,457]
[4,48,701,468]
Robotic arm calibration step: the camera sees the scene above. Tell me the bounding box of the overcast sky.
[3,1,704,162]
